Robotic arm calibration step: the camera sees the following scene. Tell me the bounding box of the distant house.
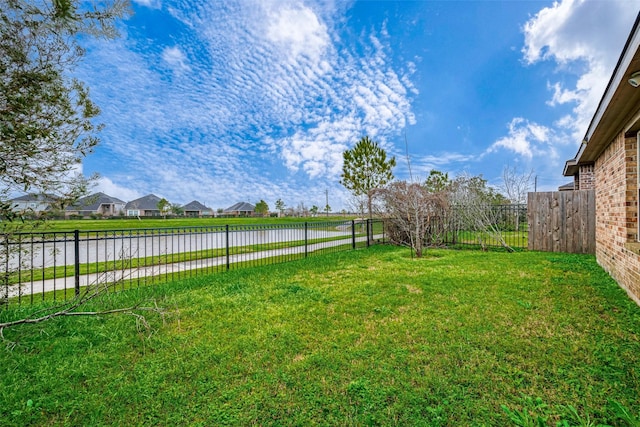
[562,13,640,304]
[224,202,255,216]
[558,182,575,192]
[182,200,214,217]
[65,192,125,218]
[10,193,58,216]
[125,194,163,217]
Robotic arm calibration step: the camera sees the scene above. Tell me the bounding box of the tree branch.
[0,303,162,331]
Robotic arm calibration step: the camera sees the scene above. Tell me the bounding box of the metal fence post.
[3,235,8,307]
[304,222,308,258]
[351,220,356,249]
[225,225,230,270]
[74,230,80,296]
[366,219,371,247]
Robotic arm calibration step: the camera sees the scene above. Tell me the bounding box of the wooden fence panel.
[527,190,595,254]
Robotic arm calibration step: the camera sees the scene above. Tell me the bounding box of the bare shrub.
[378,181,449,258]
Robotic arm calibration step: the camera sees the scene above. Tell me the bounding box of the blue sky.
[78,0,638,211]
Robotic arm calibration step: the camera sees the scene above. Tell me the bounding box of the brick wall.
[594,131,640,304]
[578,164,595,190]
[625,134,638,242]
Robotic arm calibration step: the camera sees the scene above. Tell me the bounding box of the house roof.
[66,192,125,211]
[564,12,640,176]
[558,182,575,191]
[11,193,58,203]
[224,202,255,212]
[125,194,162,210]
[182,200,211,211]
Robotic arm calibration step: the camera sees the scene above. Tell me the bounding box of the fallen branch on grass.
[0,303,163,339]
[0,248,165,341]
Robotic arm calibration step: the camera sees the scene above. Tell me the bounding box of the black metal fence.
[436,204,528,250]
[385,204,528,251]
[2,219,386,306]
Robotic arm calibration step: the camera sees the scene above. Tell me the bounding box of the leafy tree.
[0,0,144,317]
[425,170,450,193]
[157,198,170,219]
[340,136,396,219]
[310,205,319,216]
[254,200,269,216]
[170,203,184,217]
[1,0,129,220]
[275,198,286,217]
[324,204,331,216]
[448,174,503,206]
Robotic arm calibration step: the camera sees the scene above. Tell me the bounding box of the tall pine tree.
[340,136,396,218]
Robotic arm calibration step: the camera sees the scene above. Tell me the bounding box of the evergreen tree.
[340,136,396,218]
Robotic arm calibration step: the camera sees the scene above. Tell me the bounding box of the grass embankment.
[1,246,639,425]
[8,218,378,287]
[7,234,365,287]
[43,216,354,232]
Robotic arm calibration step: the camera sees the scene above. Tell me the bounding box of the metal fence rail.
[385,204,529,251]
[1,219,385,306]
[440,204,528,250]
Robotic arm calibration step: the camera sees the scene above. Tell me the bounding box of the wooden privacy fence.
[527,190,595,254]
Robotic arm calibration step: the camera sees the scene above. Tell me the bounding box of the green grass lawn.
[1,246,639,426]
[40,215,355,232]
[446,230,529,250]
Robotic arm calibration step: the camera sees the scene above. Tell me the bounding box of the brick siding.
[594,131,640,303]
[578,164,595,190]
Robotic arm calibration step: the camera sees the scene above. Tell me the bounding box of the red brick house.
[563,13,640,304]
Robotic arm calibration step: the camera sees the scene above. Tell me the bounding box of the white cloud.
[161,46,190,72]
[77,0,416,208]
[546,82,580,107]
[488,118,557,160]
[521,0,637,140]
[132,0,161,9]
[386,152,477,182]
[487,0,636,179]
[419,153,475,166]
[265,4,330,64]
[522,0,632,66]
[95,177,142,202]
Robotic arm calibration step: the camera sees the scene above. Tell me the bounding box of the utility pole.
[534,175,537,192]
[325,189,329,217]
